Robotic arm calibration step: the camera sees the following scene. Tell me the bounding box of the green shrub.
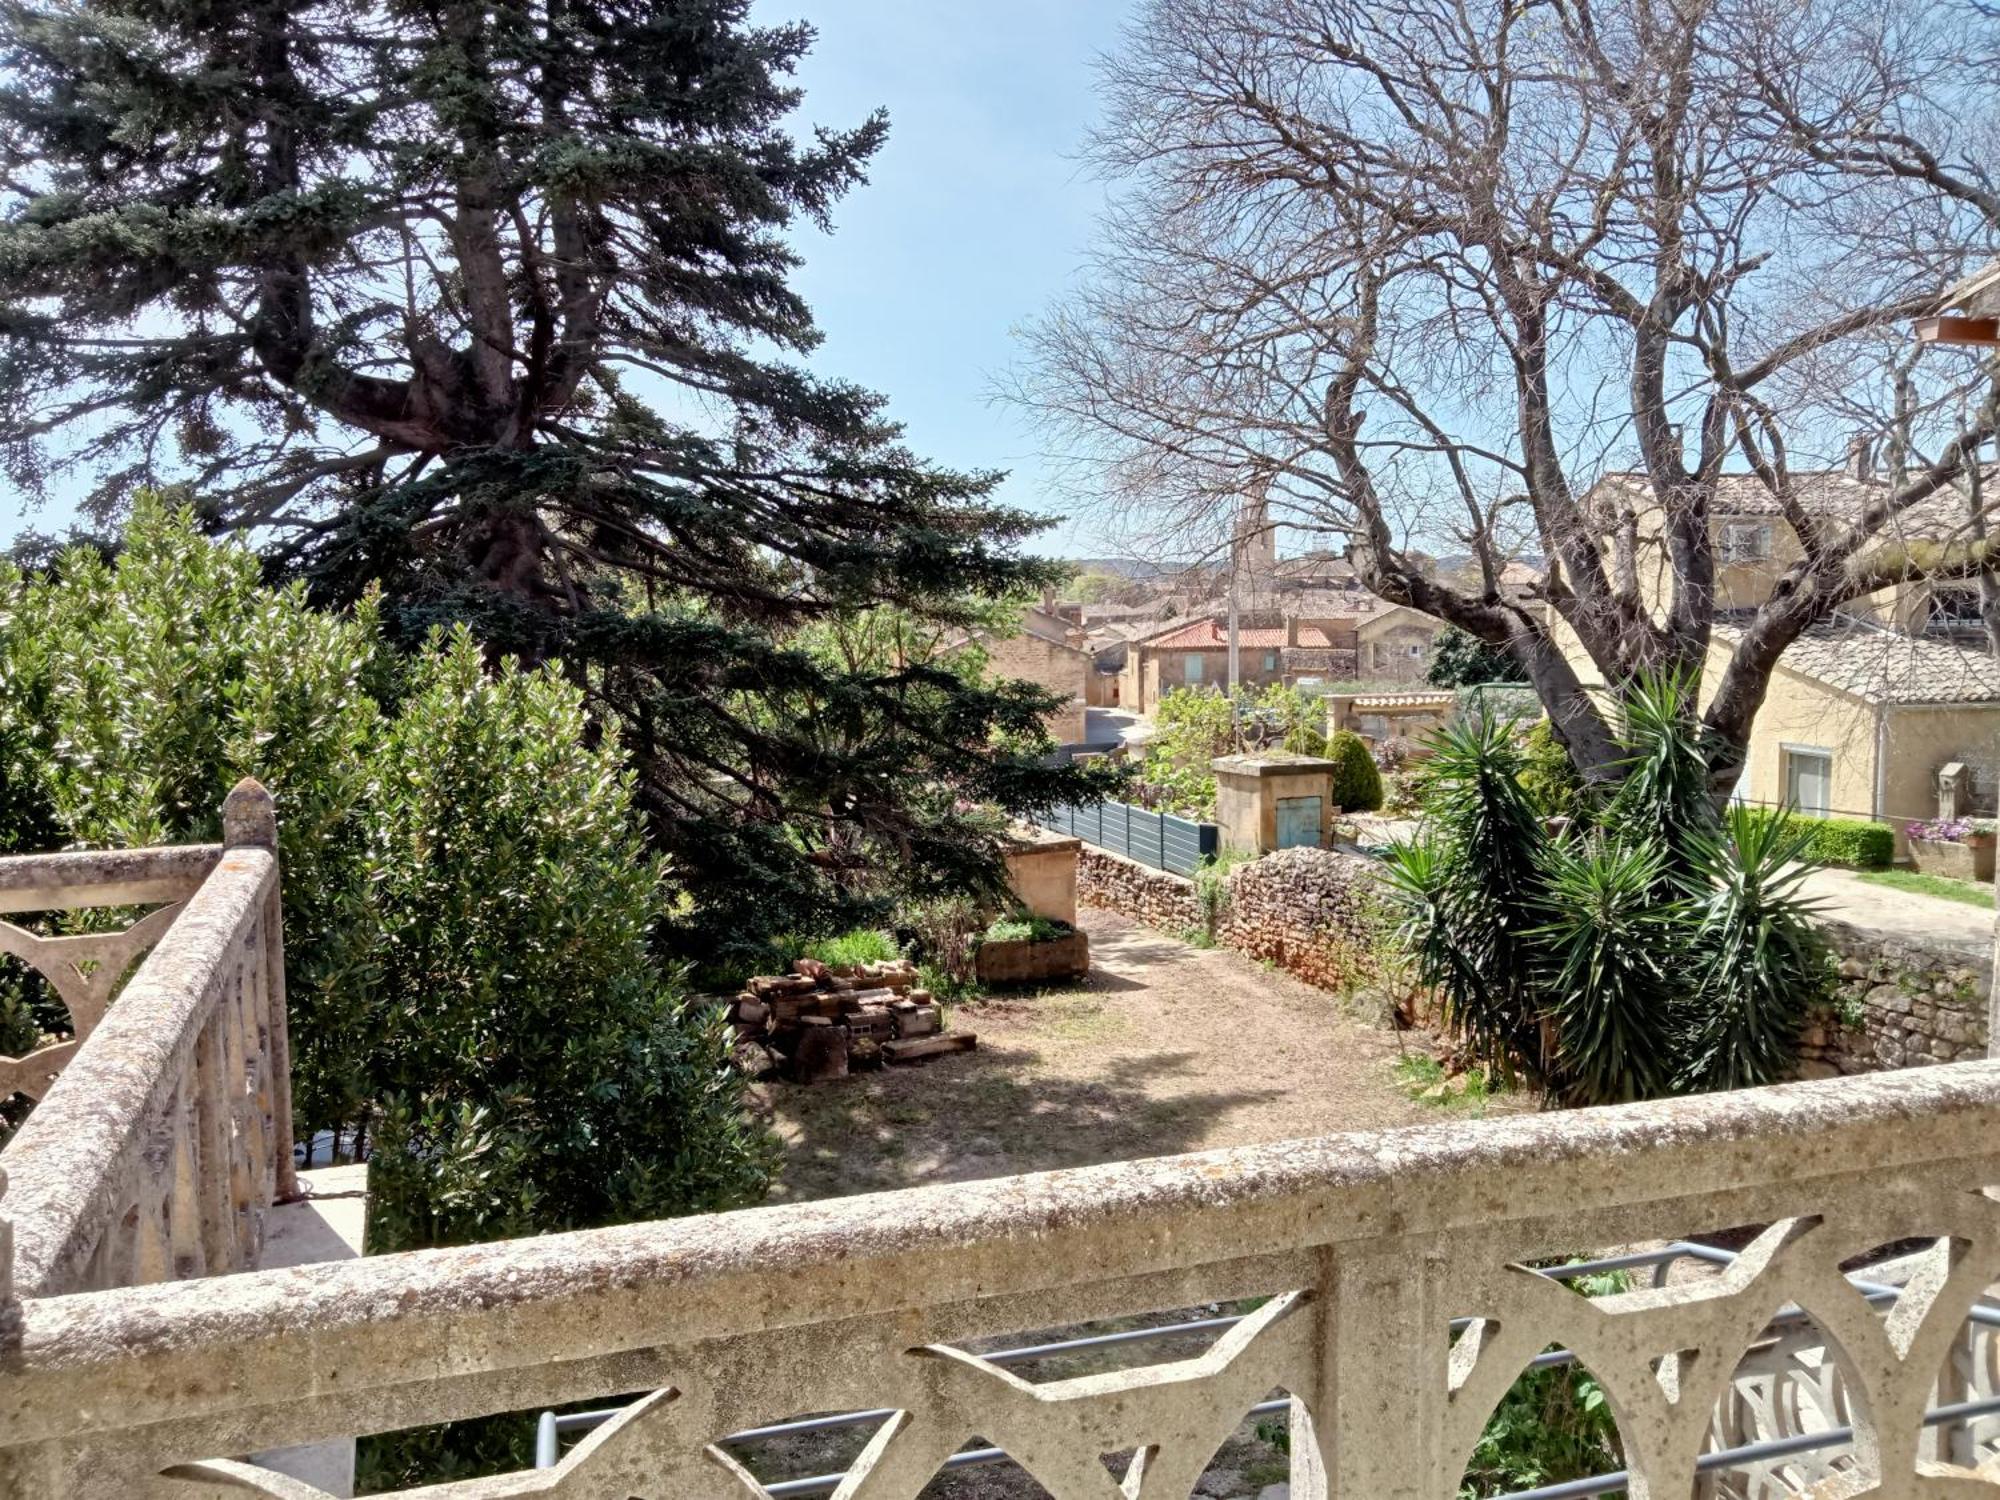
[1741,810,1891,868]
[1517,718,1589,821]
[799,928,901,968]
[0,498,381,1133]
[982,911,1073,944]
[1326,729,1384,812]
[0,506,775,1266]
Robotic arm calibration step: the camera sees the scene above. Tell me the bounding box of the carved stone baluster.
[1299,1242,1450,1499]
[223,777,295,1201]
[219,962,257,1266]
[168,1080,205,1279]
[0,1162,11,1306]
[241,916,278,1213]
[190,1003,235,1272]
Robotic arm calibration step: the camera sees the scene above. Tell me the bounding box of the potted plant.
[1904,816,1997,882]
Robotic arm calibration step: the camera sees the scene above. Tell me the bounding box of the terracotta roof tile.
[1716,620,2000,705]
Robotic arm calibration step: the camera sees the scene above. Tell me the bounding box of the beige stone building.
[1555,464,2000,848]
[967,603,1097,744]
[1119,599,1445,715]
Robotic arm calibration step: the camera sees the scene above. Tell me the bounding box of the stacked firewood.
[727,958,976,1083]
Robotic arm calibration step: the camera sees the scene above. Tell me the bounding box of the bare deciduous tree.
[1014,0,2000,787]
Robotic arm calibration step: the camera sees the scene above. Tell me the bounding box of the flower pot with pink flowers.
[1905,816,1997,882]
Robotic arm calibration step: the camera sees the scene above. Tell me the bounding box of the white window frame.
[1781,743,1833,817]
[1262,650,1278,673]
[1719,520,1773,564]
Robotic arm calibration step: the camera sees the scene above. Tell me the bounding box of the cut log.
[732,997,768,1028]
[730,1039,778,1078]
[884,1032,975,1064]
[793,957,830,981]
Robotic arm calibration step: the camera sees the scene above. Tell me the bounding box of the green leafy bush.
[798,929,902,968]
[0,507,774,1257]
[982,912,1073,944]
[0,498,381,1131]
[1326,729,1384,812]
[1741,810,1892,868]
[1517,718,1589,821]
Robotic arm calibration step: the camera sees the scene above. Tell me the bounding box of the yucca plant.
[1679,809,1832,1092]
[1384,718,1550,1081]
[1385,674,1829,1106]
[1532,837,1684,1105]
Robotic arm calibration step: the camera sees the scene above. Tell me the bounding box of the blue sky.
[761,0,1134,559]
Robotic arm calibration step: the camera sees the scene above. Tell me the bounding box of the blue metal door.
[1276,795,1322,850]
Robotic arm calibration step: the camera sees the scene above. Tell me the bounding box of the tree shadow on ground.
[756,1044,1285,1204]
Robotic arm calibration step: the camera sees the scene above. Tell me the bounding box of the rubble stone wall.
[1799,919,1990,1076]
[1214,846,1386,993]
[1076,843,1201,934]
[1077,843,1385,994]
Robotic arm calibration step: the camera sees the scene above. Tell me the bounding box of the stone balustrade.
[0,780,293,1300]
[4,794,2000,1497]
[2,1052,2000,1495]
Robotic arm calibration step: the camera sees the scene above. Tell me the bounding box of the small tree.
[1325,730,1384,813]
[0,499,381,1131]
[361,628,772,1251]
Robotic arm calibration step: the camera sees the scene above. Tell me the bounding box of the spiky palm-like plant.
[1680,809,1832,1092]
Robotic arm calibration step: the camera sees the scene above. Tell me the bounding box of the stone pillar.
[1211,754,1339,854]
[1939,761,1971,819]
[1001,830,1080,926]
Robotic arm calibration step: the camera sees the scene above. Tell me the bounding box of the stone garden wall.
[1077,842,1385,995]
[1214,846,1385,992]
[1799,919,1990,1076]
[1076,844,1202,933]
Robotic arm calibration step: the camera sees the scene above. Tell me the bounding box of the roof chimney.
[1845,433,1875,481]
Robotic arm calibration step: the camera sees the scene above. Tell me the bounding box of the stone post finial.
[221,778,278,850]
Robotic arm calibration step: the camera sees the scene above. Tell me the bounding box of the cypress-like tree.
[0,0,1113,954]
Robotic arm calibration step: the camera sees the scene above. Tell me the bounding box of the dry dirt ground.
[753,908,1446,1205]
[733,910,1477,1498]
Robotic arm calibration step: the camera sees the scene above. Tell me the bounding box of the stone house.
[1556,463,2000,850]
[966,603,1098,743]
[1119,599,1445,715]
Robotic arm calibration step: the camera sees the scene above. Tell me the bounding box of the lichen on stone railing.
[0,780,293,1300]
[7,1058,2000,1497]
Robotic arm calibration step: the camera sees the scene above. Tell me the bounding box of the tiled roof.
[1717,620,2000,705]
[1589,469,1985,537]
[1141,619,1338,650]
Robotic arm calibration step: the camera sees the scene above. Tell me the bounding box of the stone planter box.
[1908,836,1995,883]
[975,930,1090,986]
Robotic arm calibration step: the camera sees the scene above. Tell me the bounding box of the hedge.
[1742,809,1893,869]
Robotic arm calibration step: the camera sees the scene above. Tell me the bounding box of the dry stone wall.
[1077,842,1385,995]
[1076,844,1202,933]
[1215,846,1386,992]
[1799,919,1990,1076]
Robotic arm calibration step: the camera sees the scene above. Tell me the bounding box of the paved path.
[1801,867,1992,955]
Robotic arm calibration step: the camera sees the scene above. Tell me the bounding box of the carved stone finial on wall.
[221,778,278,850]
